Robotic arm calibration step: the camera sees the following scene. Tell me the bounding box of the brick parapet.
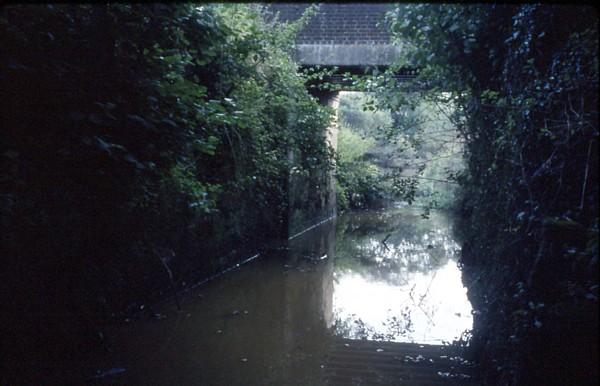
[267,3,394,45]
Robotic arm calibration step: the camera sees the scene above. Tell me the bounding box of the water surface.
[89,208,471,385]
[331,208,472,344]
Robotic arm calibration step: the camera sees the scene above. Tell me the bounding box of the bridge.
[267,4,427,244]
[266,4,418,89]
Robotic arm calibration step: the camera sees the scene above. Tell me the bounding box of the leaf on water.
[124,154,145,169]
[92,368,126,379]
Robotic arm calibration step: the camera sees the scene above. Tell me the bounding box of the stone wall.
[287,91,339,238]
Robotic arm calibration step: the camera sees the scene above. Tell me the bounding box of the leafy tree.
[1,4,333,383]
[336,126,382,209]
[386,4,598,384]
[336,91,462,211]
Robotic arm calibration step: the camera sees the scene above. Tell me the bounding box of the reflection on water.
[332,208,472,344]
[88,208,471,385]
[89,219,337,385]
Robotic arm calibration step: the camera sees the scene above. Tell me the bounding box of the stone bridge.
[266,3,417,88]
[265,4,417,236]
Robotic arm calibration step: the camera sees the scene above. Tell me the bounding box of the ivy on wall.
[385,4,598,384]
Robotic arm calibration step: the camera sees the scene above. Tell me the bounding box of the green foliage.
[388,4,598,384]
[335,127,381,210]
[1,3,332,341]
[337,91,462,211]
[388,99,463,209]
[335,92,411,210]
[338,92,392,137]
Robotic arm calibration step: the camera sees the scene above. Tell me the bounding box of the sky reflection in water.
[331,208,472,344]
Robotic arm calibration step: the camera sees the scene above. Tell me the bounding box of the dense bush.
[336,91,462,211]
[387,4,598,384]
[1,4,332,383]
[335,126,383,209]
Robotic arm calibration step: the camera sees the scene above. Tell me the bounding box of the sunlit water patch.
[331,208,472,344]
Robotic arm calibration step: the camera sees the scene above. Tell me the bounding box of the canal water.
[89,208,472,385]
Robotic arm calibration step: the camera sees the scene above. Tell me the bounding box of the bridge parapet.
[267,3,402,68]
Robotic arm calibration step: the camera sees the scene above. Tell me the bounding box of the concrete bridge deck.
[266,4,419,90]
[324,338,478,385]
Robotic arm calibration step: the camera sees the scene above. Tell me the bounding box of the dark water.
[89,208,471,385]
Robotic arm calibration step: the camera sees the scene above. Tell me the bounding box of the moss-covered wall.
[288,91,339,237]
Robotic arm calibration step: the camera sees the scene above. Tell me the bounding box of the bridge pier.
[272,2,419,254]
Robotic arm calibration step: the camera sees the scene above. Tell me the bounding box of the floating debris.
[404,354,426,363]
[92,367,126,379]
[448,356,472,365]
[437,371,472,379]
[301,252,328,262]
